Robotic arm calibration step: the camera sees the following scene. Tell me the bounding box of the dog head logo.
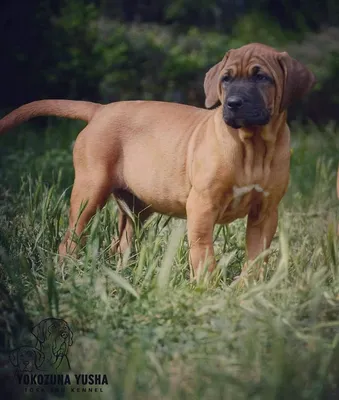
[9,346,44,373]
[31,318,73,371]
[204,43,316,129]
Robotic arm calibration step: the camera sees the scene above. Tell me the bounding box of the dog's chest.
[217,183,270,223]
[232,183,269,207]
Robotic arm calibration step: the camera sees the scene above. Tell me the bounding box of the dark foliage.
[0,0,339,123]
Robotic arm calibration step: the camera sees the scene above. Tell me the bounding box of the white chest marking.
[232,184,269,208]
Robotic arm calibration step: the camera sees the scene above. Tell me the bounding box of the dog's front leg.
[242,207,278,280]
[186,189,218,278]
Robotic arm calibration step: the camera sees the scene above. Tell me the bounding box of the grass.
[0,119,339,399]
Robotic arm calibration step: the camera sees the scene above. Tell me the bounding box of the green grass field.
[1,119,339,399]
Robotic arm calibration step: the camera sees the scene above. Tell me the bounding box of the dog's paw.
[229,272,250,290]
[110,238,121,255]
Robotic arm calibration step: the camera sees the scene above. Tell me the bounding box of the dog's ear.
[9,349,19,366]
[33,349,45,368]
[68,328,73,347]
[32,319,49,343]
[278,51,316,112]
[204,51,230,109]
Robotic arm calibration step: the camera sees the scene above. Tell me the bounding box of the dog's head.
[204,43,316,129]
[32,318,73,352]
[9,346,44,372]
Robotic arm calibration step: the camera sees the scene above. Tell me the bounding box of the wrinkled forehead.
[225,45,280,75]
[21,347,34,357]
[49,321,68,331]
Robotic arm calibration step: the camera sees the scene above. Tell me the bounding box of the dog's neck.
[241,113,288,182]
[215,109,288,182]
[239,112,287,141]
[39,341,57,361]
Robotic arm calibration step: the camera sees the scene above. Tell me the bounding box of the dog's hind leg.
[58,128,117,259]
[58,170,113,259]
[111,190,153,255]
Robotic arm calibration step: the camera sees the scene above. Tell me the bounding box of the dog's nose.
[227,96,243,111]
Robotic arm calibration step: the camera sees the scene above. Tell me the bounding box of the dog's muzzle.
[223,90,271,129]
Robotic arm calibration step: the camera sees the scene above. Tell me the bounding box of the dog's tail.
[0,99,102,134]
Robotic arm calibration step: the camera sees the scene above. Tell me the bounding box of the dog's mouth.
[223,109,271,129]
[225,118,243,129]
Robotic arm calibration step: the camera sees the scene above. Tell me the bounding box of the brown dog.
[0,43,315,279]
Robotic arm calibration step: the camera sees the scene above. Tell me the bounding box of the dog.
[31,318,73,371]
[8,346,44,373]
[0,43,315,279]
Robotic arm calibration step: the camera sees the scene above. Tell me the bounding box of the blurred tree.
[253,0,339,31]
[1,0,339,124]
[98,0,339,33]
[0,0,60,108]
[46,0,102,101]
[0,0,102,108]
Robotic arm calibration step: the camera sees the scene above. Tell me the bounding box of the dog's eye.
[252,74,270,83]
[221,75,231,83]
